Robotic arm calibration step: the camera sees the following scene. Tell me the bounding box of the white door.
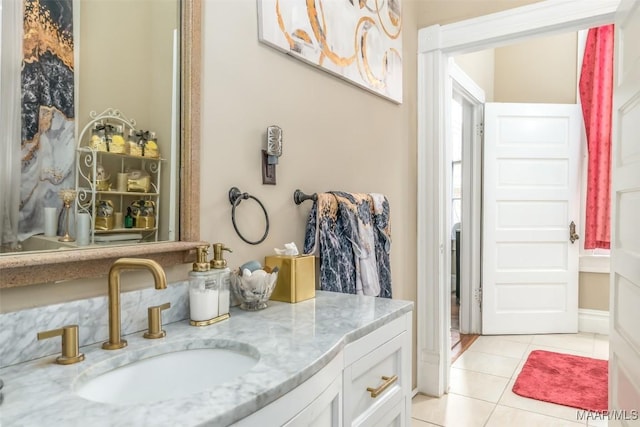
[482,103,581,334]
[610,0,640,421]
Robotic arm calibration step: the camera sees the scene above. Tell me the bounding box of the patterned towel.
[303,192,391,298]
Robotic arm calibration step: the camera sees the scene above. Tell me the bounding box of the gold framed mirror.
[0,0,202,288]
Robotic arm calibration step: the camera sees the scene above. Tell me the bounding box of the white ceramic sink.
[75,348,259,404]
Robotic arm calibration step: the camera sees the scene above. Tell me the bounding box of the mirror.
[0,0,201,287]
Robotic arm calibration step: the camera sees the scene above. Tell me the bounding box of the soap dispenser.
[210,243,232,319]
[188,244,220,326]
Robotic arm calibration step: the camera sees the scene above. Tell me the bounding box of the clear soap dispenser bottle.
[210,243,232,319]
[189,244,220,326]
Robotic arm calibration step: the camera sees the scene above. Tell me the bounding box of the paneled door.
[610,0,640,422]
[482,103,581,334]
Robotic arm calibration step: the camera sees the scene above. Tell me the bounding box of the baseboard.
[578,309,609,335]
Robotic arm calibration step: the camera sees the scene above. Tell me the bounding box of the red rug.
[513,350,608,412]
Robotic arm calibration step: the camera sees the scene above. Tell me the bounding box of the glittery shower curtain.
[19,0,75,241]
[579,25,614,250]
[0,0,22,251]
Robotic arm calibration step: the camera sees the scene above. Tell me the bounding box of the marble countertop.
[0,291,412,426]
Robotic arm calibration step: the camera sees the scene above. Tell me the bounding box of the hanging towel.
[303,193,356,294]
[371,193,392,299]
[303,191,392,298]
[332,192,380,297]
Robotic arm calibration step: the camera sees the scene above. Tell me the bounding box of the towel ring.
[228,187,269,245]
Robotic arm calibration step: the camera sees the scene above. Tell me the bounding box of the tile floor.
[412,333,610,427]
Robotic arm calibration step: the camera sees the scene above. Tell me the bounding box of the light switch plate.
[261,150,276,185]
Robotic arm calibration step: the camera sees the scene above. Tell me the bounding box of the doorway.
[449,61,484,339]
[416,0,619,396]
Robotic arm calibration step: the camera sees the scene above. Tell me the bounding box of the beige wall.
[454,32,578,104]
[579,272,610,311]
[494,32,578,103]
[417,0,542,27]
[454,49,496,101]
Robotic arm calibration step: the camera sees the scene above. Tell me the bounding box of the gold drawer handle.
[366,375,398,398]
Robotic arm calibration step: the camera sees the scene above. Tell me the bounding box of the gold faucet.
[103,258,167,350]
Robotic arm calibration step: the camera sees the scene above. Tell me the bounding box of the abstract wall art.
[258,0,403,103]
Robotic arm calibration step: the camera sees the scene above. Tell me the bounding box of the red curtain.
[579,25,614,250]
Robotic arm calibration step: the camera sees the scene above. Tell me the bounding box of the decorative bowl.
[230,267,279,311]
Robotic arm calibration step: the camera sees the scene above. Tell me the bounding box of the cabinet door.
[372,399,405,427]
[284,375,342,427]
[343,332,406,427]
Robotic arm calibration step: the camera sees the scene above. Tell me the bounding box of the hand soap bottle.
[210,243,232,320]
[189,244,220,326]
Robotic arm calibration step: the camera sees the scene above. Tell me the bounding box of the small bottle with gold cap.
[188,244,219,326]
[210,243,232,319]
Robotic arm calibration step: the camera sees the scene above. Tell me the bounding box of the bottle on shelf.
[124,207,134,228]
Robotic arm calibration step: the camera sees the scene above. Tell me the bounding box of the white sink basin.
[75,347,259,404]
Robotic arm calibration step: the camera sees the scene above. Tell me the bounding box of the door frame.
[416,0,620,396]
[449,60,484,336]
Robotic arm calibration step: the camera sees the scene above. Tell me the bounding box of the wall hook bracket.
[228,187,248,205]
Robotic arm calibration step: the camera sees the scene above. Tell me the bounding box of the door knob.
[569,221,580,244]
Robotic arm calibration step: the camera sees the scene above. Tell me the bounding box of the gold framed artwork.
[258,0,403,104]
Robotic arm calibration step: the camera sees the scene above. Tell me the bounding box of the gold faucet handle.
[37,325,85,365]
[144,302,171,339]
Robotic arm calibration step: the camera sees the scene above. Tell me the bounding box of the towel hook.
[228,187,269,245]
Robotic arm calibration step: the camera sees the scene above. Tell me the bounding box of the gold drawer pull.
[366,375,398,398]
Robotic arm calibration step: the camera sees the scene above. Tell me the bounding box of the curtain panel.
[579,24,614,250]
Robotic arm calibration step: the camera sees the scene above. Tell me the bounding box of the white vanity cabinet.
[233,353,344,427]
[343,314,411,427]
[0,292,412,426]
[234,311,412,427]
